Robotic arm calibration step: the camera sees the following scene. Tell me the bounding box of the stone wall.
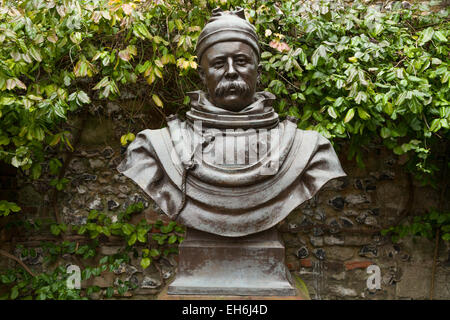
[281,147,450,299]
[1,108,449,300]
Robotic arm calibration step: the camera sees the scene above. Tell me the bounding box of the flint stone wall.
[1,110,449,300]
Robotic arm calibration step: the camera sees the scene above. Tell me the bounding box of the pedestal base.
[158,285,306,300]
[168,228,297,296]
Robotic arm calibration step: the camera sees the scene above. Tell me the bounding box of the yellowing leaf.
[101,10,111,20]
[47,32,58,43]
[120,133,135,146]
[154,68,162,79]
[152,94,163,107]
[49,134,61,146]
[28,47,42,62]
[146,72,155,85]
[175,19,183,30]
[118,49,130,61]
[188,26,201,33]
[122,3,133,15]
[344,108,355,123]
[327,106,337,119]
[154,59,163,68]
[15,79,27,90]
[161,55,170,65]
[189,61,197,69]
[144,65,153,77]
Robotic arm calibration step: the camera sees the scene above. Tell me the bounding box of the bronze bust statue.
[118,7,345,296]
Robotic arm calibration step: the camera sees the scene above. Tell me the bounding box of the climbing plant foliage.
[0,0,448,299]
[0,0,448,201]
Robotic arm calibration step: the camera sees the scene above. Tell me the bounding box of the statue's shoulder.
[134,127,169,140]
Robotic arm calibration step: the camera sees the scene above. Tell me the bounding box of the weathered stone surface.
[313,248,326,260]
[76,185,88,194]
[118,185,130,194]
[322,178,347,191]
[296,246,309,259]
[359,245,378,258]
[99,246,122,256]
[398,237,435,263]
[344,209,359,217]
[370,170,395,180]
[330,285,357,297]
[114,263,138,276]
[434,267,450,300]
[326,218,341,234]
[81,173,97,181]
[63,210,87,225]
[159,260,174,280]
[328,196,345,210]
[324,235,344,246]
[345,193,370,207]
[339,217,354,228]
[356,211,368,224]
[364,216,379,227]
[354,178,377,192]
[344,235,372,246]
[141,275,162,289]
[69,158,86,173]
[312,227,324,237]
[107,199,120,211]
[297,209,313,219]
[90,272,115,288]
[89,158,105,169]
[331,272,346,281]
[310,236,324,247]
[101,147,115,159]
[376,181,408,211]
[354,179,364,191]
[17,185,42,206]
[113,174,128,183]
[88,196,104,210]
[282,233,304,247]
[396,265,431,299]
[326,247,355,261]
[313,209,326,222]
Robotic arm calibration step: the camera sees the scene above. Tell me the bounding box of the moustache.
[214,80,250,97]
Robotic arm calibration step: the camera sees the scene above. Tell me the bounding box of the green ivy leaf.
[10,286,19,299]
[127,233,137,246]
[50,224,61,236]
[106,287,114,298]
[140,257,151,269]
[168,234,177,244]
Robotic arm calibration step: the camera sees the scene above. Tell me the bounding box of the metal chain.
[173,133,214,220]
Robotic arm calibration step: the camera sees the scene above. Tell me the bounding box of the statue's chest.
[194,128,280,168]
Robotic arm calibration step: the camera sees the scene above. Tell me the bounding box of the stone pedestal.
[168,227,297,296]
